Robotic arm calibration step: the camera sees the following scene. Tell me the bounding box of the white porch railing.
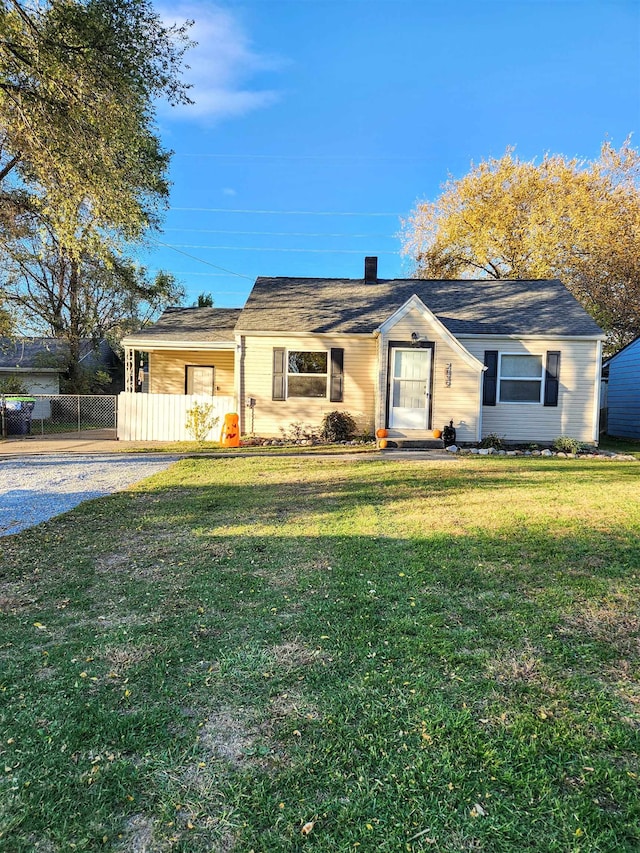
[117,393,236,442]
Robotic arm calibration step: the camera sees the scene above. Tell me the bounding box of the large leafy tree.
[0,0,191,385]
[0,0,192,252]
[402,141,640,353]
[3,220,184,388]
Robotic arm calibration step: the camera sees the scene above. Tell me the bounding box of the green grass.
[108,440,376,455]
[599,436,640,459]
[1,456,639,852]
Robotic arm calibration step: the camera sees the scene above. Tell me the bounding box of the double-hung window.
[483,350,561,407]
[287,351,328,398]
[272,347,344,402]
[498,354,543,403]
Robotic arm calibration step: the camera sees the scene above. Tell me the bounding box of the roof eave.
[455,333,607,341]
[0,366,63,373]
[234,328,373,338]
[121,337,237,351]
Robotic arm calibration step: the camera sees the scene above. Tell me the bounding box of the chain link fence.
[1,395,117,439]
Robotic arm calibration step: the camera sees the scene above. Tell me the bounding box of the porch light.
[411,331,428,345]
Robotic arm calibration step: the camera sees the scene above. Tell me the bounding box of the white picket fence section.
[117,393,237,441]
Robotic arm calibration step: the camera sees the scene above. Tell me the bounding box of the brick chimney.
[364,256,378,284]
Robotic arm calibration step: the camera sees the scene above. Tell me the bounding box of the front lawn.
[1,457,639,851]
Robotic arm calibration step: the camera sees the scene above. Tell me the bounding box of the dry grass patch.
[562,599,640,656]
[271,639,331,671]
[198,707,261,768]
[268,689,320,722]
[114,814,159,853]
[95,529,232,578]
[486,643,547,685]
[0,592,35,614]
[102,643,156,674]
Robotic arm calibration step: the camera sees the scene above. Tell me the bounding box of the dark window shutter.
[544,351,561,407]
[330,348,344,402]
[483,350,498,406]
[272,348,286,401]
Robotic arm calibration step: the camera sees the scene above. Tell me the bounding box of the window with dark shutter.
[483,350,498,406]
[330,348,344,402]
[287,351,328,397]
[272,347,286,401]
[544,351,561,407]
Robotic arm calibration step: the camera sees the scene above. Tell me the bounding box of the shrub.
[280,421,317,442]
[552,435,581,454]
[479,433,505,450]
[321,410,357,442]
[0,376,29,395]
[185,402,219,443]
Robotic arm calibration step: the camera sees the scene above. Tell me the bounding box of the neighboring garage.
[603,336,640,439]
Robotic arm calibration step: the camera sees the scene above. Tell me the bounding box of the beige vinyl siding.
[377,307,482,442]
[464,337,600,442]
[149,350,235,396]
[241,334,376,436]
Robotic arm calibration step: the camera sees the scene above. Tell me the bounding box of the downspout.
[593,339,603,444]
[235,335,244,434]
[373,330,381,431]
[478,367,487,442]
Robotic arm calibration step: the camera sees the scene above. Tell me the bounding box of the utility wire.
[170,207,403,217]
[150,238,253,279]
[167,244,399,255]
[174,153,429,162]
[164,228,395,238]
[147,269,231,277]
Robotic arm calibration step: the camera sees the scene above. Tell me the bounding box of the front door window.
[186,366,215,395]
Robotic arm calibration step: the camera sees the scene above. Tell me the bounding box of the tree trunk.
[65,255,83,391]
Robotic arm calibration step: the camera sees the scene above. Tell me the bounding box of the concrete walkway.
[0,435,159,456]
[0,435,454,461]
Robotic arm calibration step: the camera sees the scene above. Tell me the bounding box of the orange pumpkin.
[378,439,388,449]
[376,428,388,438]
[433,429,442,439]
[221,413,240,447]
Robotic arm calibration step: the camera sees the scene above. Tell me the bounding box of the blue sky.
[147,0,640,308]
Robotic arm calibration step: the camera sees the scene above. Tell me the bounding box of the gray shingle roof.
[236,277,604,338]
[0,338,71,369]
[0,338,118,370]
[124,308,242,343]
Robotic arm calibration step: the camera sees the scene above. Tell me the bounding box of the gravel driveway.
[0,454,179,537]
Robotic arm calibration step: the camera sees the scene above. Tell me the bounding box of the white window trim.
[498,352,544,404]
[286,349,329,399]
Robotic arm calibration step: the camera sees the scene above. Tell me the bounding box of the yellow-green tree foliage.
[0,0,192,254]
[402,141,640,352]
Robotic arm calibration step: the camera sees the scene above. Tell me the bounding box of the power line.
[170,207,403,217]
[164,228,395,238]
[150,239,253,280]
[167,244,399,255]
[174,153,428,162]
[147,269,231,277]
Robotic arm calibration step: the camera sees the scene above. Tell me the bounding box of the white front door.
[389,348,431,429]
